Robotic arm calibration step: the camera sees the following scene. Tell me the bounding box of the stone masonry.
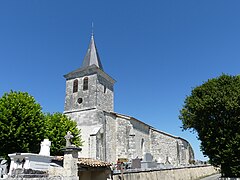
[63,34,194,165]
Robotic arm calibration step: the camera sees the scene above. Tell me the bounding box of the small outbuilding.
[52,156,112,180]
[78,158,112,180]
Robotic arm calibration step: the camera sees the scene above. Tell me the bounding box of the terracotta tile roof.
[52,156,111,168]
[78,158,111,167]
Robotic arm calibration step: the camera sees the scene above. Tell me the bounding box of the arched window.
[83,77,88,91]
[73,79,78,93]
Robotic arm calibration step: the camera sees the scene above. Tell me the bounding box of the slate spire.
[81,34,103,70]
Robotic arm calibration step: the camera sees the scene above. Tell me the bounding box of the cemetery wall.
[7,178,48,180]
[113,165,218,180]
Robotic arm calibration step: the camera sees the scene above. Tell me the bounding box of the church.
[63,34,194,165]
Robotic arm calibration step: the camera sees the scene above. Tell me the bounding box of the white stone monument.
[0,158,8,178]
[39,139,51,156]
[8,139,53,176]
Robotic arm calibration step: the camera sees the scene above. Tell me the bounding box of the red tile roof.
[78,158,111,167]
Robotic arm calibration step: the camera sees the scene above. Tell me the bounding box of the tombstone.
[39,139,51,156]
[0,158,8,178]
[143,153,153,162]
[141,153,157,169]
[131,158,141,169]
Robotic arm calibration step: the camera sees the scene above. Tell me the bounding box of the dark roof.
[81,35,103,70]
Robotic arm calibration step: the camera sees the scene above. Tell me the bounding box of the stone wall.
[7,178,51,180]
[112,116,151,161]
[177,138,194,165]
[64,74,98,112]
[129,119,150,159]
[65,109,105,159]
[116,117,132,159]
[149,128,194,165]
[65,108,194,166]
[5,166,217,180]
[64,73,114,113]
[102,113,194,165]
[150,129,179,165]
[96,74,114,112]
[113,165,218,180]
[63,58,194,166]
[105,113,117,163]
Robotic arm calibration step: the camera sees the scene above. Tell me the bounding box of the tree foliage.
[179,74,240,177]
[0,91,82,158]
[0,91,45,157]
[45,113,82,155]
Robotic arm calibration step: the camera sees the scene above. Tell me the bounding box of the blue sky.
[1,0,240,161]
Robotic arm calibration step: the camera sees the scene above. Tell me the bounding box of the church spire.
[81,33,103,70]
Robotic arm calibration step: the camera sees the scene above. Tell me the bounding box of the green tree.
[0,91,45,158]
[179,74,240,177]
[0,91,82,158]
[44,112,82,155]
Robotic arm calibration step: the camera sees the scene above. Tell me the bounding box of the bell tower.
[63,35,115,114]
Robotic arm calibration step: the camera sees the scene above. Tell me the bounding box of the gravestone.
[144,153,153,162]
[39,139,51,156]
[8,139,53,176]
[131,158,141,169]
[0,158,8,178]
[141,153,157,169]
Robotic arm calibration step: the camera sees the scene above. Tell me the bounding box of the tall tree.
[0,91,82,158]
[0,91,45,157]
[44,112,82,155]
[179,74,240,177]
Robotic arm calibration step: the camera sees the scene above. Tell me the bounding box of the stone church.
[63,34,194,165]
